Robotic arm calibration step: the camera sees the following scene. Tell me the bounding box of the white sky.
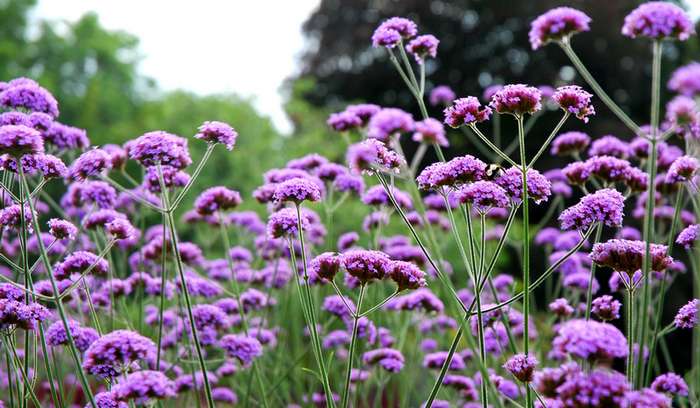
[32,1,321,134]
[32,1,700,135]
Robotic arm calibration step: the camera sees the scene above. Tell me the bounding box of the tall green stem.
[342,284,365,408]
[18,169,96,408]
[295,204,335,407]
[585,223,604,320]
[636,40,662,388]
[517,115,532,408]
[163,203,214,408]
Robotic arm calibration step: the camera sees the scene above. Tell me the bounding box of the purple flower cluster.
[195,120,237,150]
[489,84,542,116]
[559,188,625,230]
[372,17,418,48]
[622,2,695,41]
[529,7,591,49]
[590,239,673,276]
[552,85,595,122]
[82,330,157,379]
[443,97,492,127]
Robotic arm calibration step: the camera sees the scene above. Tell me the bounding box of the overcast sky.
[33,1,700,134]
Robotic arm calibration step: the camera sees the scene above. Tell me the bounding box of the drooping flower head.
[195,121,237,150]
[559,188,625,231]
[590,239,673,276]
[503,353,538,382]
[529,7,592,50]
[622,2,695,41]
[443,97,492,127]
[489,84,542,116]
[406,34,439,64]
[553,85,595,122]
[126,131,192,169]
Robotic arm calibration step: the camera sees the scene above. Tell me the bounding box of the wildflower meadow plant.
[0,2,699,407]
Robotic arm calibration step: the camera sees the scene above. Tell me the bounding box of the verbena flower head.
[0,204,34,231]
[456,180,510,213]
[372,17,418,48]
[366,108,414,142]
[0,124,44,157]
[503,353,538,382]
[668,62,700,96]
[548,298,574,317]
[195,120,237,150]
[666,155,698,184]
[673,298,698,329]
[529,7,591,50]
[622,2,695,41]
[0,297,50,331]
[345,104,380,125]
[54,251,109,280]
[106,218,137,241]
[126,131,192,169]
[443,97,492,127]
[362,185,413,209]
[412,118,448,147]
[489,84,542,116]
[552,85,595,122]
[273,177,322,203]
[429,85,456,106]
[327,111,362,132]
[310,252,341,281]
[363,347,405,372]
[590,239,673,276]
[69,148,112,181]
[676,224,700,249]
[416,155,487,190]
[82,330,157,379]
[387,260,426,290]
[267,207,308,238]
[589,135,630,158]
[495,167,551,204]
[113,370,177,405]
[48,218,77,240]
[556,369,630,407]
[551,131,591,156]
[0,79,59,117]
[651,372,689,396]
[625,389,672,407]
[46,320,99,352]
[219,334,263,365]
[551,319,628,361]
[346,139,404,174]
[194,186,242,215]
[44,121,90,151]
[559,188,625,230]
[341,249,391,284]
[92,392,128,408]
[406,34,439,64]
[591,295,622,321]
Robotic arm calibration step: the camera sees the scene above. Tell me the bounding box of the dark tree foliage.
[293,0,698,159]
